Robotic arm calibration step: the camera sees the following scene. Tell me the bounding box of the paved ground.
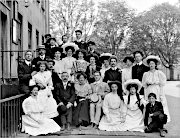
[17,81,180,138]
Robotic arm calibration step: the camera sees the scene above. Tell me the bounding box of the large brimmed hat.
[100,53,112,62]
[57,105,67,114]
[61,42,79,53]
[75,49,87,59]
[108,81,122,88]
[52,47,63,53]
[46,37,56,44]
[123,56,134,63]
[37,45,46,50]
[143,55,161,66]
[124,79,142,93]
[46,58,55,65]
[87,53,99,62]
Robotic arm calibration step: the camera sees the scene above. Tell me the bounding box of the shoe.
[94,124,98,129]
[144,128,152,133]
[90,122,94,128]
[159,129,166,137]
[61,125,66,131]
[67,123,71,131]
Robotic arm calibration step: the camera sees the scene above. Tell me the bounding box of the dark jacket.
[103,68,122,83]
[132,64,149,81]
[32,56,48,70]
[144,101,164,126]
[74,40,88,51]
[54,81,75,105]
[18,61,33,94]
[85,65,101,84]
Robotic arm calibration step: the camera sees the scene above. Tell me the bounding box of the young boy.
[144,93,168,137]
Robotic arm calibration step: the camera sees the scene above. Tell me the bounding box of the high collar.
[137,61,143,65]
[25,60,31,66]
[111,67,117,70]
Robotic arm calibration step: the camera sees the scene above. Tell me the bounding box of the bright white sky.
[96,0,179,13]
[125,0,179,13]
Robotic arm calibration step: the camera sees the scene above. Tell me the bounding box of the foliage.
[127,3,180,68]
[93,0,134,54]
[49,0,96,43]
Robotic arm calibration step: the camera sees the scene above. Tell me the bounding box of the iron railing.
[0,94,25,137]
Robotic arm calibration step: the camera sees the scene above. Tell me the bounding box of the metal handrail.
[0,94,25,103]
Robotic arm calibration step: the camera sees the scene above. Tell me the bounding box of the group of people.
[18,30,170,137]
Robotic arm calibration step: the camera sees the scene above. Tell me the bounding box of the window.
[42,35,44,44]
[28,23,32,49]
[36,30,39,48]
[17,13,23,59]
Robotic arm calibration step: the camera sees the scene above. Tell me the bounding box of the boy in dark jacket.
[144,93,168,137]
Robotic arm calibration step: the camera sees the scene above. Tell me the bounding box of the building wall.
[0,0,49,82]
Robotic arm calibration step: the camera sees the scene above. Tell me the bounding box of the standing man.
[18,50,36,95]
[32,45,48,70]
[90,71,110,128]
[87,41,100,57]
[132,51,149,95]
[74,30,87,51]
[54,72,75,131]
[44,34,51,43]
[103,56,122,84]
[60,34,69,47]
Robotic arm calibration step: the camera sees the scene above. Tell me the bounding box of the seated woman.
[144,93,168,137]
[29,61,58,119]
[73,72,92,129]
[123,79,147,132]
[22,85,60,136]
[98,81,126,131]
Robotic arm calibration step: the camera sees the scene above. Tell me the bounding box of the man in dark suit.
[18,50,37,95]
[144,93,167,137]
[74,30,88,51]
[132,51,149,95]
[103,55,122,83]
[32,45,48,70]
[54,72,75,131]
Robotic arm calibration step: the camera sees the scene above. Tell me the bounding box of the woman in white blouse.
[29,61,58,119]
[121,56,134,94]
[142,55,170,122]
[61,43,78,81]
[53,47,64,77]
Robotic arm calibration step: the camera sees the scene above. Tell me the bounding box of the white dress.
[53,59,64,74]
[142,70,170,122]
[98,92,126,131]
[30,71,58,118]
[123,95,146,132]
[62,56,76,81]
[22,96,60,136]
[100,66,110,79]
[121,66,132,93]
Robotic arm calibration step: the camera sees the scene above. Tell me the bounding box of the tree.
[49,0,96,42]
[93,0,134,54]
[127,3,180,80]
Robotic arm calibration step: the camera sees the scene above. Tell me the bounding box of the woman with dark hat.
[61,42,79,81]
[98,81,125,131]
[122,56,134,94]
[29,61,58,119]
[52,47,64,77]
[73,72,92,129]
[85,54,101,84]
[100,53,112,79]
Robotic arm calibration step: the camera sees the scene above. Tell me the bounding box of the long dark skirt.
[73,99,90,126]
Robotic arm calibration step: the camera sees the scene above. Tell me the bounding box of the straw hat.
[100,53,112,62]
[143,55,161,66]
[124,79,142,93]
[61,42,79,53]
[36,45,46,50]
